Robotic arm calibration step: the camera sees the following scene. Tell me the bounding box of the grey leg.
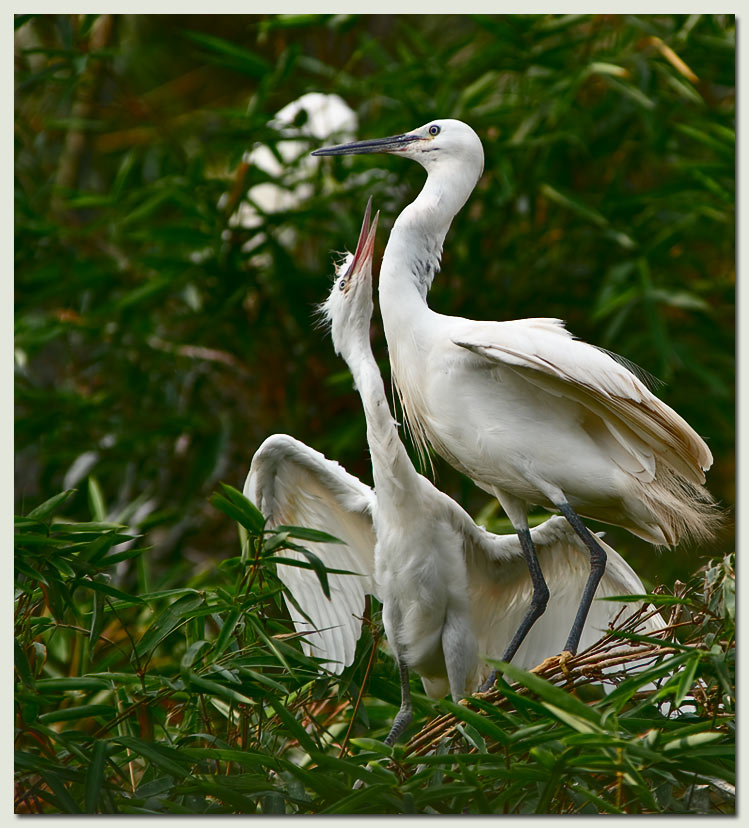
[385,658,413,746]
[557,502,607,655]
[480,527,549,691]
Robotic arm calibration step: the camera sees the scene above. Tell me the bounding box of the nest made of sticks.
[394,598,684,769]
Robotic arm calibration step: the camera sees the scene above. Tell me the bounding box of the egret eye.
[339,278,346,290]
[428,124,441,136]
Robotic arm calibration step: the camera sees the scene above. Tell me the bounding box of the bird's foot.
[385,707,412,746]
[476,670,497,694]
[532,650,575,676]
[531,655,560,674]
[558,649,574,677]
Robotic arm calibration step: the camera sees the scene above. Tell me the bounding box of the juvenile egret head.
[312,118,484,181]
[320,197,379,363]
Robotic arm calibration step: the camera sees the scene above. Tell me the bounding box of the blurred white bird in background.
[226,93,357,238]
[213,92,363,271]
[312,119,719,688]
[245,200,664,743]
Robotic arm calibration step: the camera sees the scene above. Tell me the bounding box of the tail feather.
[637,463,723,547]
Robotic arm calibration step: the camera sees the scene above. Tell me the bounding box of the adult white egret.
[245,200,663,742]
[312,120,718,686]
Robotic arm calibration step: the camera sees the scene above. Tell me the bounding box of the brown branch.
[397,605,681,767]
[54,15,114,200]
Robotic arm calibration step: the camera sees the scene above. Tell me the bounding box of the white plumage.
[245,201,664,742]
[312,119,718,671]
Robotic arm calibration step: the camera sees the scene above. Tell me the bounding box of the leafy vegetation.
[14,489,734,813]
[15,13,734,814]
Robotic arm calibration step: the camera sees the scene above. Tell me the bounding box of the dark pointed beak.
[312,132,419,156]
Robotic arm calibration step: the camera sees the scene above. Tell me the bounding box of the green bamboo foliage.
[14,488,734,813]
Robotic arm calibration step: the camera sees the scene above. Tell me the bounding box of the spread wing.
[244,434,377,673]
[461,515,664,673]
[452,318,712,485]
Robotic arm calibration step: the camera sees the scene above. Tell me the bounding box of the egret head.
[320,197,379,361]
[312,118,484,180]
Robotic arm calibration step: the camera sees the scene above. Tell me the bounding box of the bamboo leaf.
[210,487,266,535]
[273,525,345,544]
[134,593,205,658]
[84,739,109,813]
[114,736,193,780]
[663,731,724,752]
[25,490,76,521]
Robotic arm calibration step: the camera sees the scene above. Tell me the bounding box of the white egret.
[312,120,718,686]
[245,200,664,743]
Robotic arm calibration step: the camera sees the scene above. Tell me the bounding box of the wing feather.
[245,434,377,673]
[462,516,664,673]
[452,318,712,485]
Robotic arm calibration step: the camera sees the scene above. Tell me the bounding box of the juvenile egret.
[312,120,718,684]
[245,201,664,742]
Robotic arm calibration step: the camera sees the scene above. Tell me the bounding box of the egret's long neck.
[378,160,477,323]
[343,339,420,495]
[376,160,479,461]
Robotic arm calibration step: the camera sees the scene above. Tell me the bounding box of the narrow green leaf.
[216,482,266,527]
[273,525,345,544]
[570,782,625,814]
[498,662,602,724]
[14,639,34,687]
[38,704,115,724]
[25,490,76,521]
[210,490,265,535]
[181,639,210,671]
[114,736,193,780]
[84,739,109,813]
[267,698,319,755]
[271,556,362,578]
[180,778,265,812]
[14,558,50,584]
[676,123,734,155]
[181,747,280,772]
[40,770,79,813]
[663,731,724,752]
[234,666,290,696]
[135,592,205,658]
[116,276,172,309]
[541,703,603,734]
[35,677,112,692]
[87,477,106,521]
[672,653,702,706]
[439,699,511,746]
[348,737,393,756]
[78,577,144,605]
[52,521,126,533]
[89,588,104,645]
[181,30,271,78]
[587,61,629,78]
[274,547,331,600]
[213,609,241,658]
[120,190,172,228]
[540,183,608,227]
[184,671,254,705]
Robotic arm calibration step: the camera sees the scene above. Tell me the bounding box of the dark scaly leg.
[556,501,607,655]
[480,527,549,692]
[385,657,413,745]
